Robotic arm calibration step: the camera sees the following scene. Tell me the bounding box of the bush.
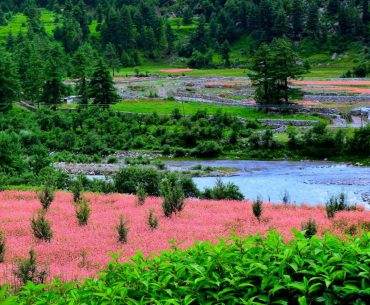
[13,249,48,285]
[202,178,244,201]
[282,189,290,204]
[252,197,263,223]
[301,219,317,238]
[147,209,159,230]
[136,183,147,206]
[31,211,53,242]
[0,230,5,263]
[8,232,370,304]
[114,167,161,196]
[161,174,185,217]
[326,193,354,218]
[70,178,83,203]
[192,141,222,158]
[116,215,128,244]
[37,186,55,210]
[188,50,212,68]
[75,198,91,226]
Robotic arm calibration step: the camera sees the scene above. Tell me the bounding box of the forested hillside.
[1,0,370,69]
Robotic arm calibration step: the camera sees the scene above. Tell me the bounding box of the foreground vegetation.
[1,230,369,304]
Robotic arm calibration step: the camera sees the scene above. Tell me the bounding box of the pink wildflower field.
[0,191,369,285]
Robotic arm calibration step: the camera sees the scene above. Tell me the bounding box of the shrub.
[161,174,185,217]
[192,140,222,158]
[0,230,5,263]
[13,249,48,285]
[70,179,83,203]
[117,215,128,243]
[75,198,91,226]
[114,167,161,196]
[147,209,159,230]
[301,219,317,238]
[282,189,290,204]
[252,197,263,223]
[136,183,147,206]
[326,193,354,218]
[37,185,55,210]
[202,178,244,201]
[107,156,118,164]
[31,211,53,242]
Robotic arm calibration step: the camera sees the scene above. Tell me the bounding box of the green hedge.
[2,231,370,304]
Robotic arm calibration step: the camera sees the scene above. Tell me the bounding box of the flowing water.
[166,160,370,207]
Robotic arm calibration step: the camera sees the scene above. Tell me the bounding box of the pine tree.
[363,0,370,23]
[0,48,18,112]
[88,59,119,108]
[248,43,275,105]
[104,43,120,76]
[307,0,320,38]
[273,8,288,37]
[327,0,340,15]
[40,72,65,107]
[249,38,307,105]
[292,0,305,40]
[220,40,231,66]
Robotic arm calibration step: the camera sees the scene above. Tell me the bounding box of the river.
[166,160,370,207]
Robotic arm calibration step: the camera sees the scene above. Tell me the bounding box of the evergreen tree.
[273,8,288,37]
[258,0,274,41]
[0,7,7,26]
[363,0,370,23]
[88,59,119,108]
[292,0,305,39]
[307,0,320,38]
[248,43,275,105]
[166,22,175,54]
[220,40,231,66]
[190,16,209,53]
[271,38,307,104]
[249,38,307,105]
[182,6,192,25]
[5,32,15,51]
[104,43,120,76]
[327,0,340,15]
[39,65,65,107]
[0,48,18,112]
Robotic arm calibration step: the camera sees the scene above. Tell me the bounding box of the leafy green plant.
[75,198,91,226]
[0,230,5,263]
[202,178,244,201]
[117,215,128,244]
[13,249,48,285]
[161,174,185,217]
[136,183,147,206]
[37,185,55,211]
[326,192,355,218]
[31,210,53,242]
[6,231,370,304]
[301,219,317,238]
[147,209,159,230]
[252,197,263,223]
[70,178,83,203]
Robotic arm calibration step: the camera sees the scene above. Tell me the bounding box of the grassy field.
[108,100,321,121]
[116,61,355,79]
[0,9,59,40]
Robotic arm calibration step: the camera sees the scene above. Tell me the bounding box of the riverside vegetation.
[1,0,370,303]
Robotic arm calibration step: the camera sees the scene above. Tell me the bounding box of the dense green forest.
[1,0,370,106]
[1,0,370,72]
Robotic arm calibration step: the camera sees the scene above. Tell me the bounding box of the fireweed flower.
[0,191,368,284]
